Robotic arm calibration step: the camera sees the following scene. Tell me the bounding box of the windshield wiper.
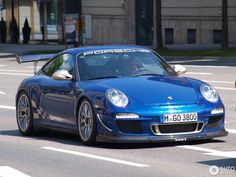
[133,73,161,77]
[88,76,122,80]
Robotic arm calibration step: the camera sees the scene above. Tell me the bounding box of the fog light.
[211,107,224,114]
[115,113,139,119]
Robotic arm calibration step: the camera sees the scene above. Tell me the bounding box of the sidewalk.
[0,43,236,58]
[0,43,71,57]
[165,44,236,50]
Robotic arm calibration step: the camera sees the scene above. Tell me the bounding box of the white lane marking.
[215,87,236,91]
[42,146,149,168]
[0,91,6,95]
[203,80,234,84]
[0,72,32,76]
[178,145,218,153]
[27,66,43,69]
[184,65,234,69]
[227,129,236,134]
[0,105,16,110]
[186,72,212,75]
[0,65,7,67]
[178,145,236,158]
[168,59,218,64]
[0,69,32,73]
[0,166,30,177]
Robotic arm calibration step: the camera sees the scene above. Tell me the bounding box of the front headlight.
[106,89,129,107]
[200,84,219,103]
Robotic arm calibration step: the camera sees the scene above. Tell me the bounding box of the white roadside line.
[42,146,149,168]
[0,65,7,67]
[27,66,43,69]
[168,59,218,64]
[227,129,236,134]
[0,166,30,177]
[215,87,236,91]
[0,91,6,95]
[184,65,234,69]
[0,105,16,110]
[186,72,212,75]
[0,69,32,73]
[178,145,236,158]
[0,72,32,76]
[203,80,234,84]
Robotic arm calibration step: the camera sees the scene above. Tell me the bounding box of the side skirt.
[34,120,79,135]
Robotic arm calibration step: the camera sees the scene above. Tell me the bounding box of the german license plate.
[163,113,198,123]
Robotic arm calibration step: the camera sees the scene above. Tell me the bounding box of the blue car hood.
[88,76,199,106]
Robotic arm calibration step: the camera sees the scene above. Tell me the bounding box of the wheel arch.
[16,88,29,104]
[75,95,90,125]
[16,83,42,121]
[75,95,95,125]
[16,88,35,136]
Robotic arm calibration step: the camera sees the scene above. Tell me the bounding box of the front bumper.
[96,102,227,143]
[96,129,228,143]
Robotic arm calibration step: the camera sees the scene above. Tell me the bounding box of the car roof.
[62,45,151,55]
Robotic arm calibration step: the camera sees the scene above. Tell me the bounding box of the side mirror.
[52,70,73,80]
[172,64,187,75]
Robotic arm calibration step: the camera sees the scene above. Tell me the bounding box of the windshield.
[77,49,177,81]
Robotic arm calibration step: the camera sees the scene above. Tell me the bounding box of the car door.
[39,53,77,125]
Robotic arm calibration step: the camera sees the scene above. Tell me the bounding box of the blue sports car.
[16,46,228,145]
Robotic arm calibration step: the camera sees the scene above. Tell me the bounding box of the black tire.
[77,98,97,145]
[16,91,34,136]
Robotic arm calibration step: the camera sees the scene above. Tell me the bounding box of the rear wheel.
[77,99,96,145]
[16,92,34,135]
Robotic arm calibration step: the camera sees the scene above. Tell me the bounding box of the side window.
[43,54,74,77]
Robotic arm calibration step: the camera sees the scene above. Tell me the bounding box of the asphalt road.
[0,56,235,177]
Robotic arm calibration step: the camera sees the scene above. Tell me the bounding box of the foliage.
[22,18,31,44]
[157,49,236,57]
[44,56,64,76]
[0,18,6,43]
[9,17,19,44]
[26,50,61,55]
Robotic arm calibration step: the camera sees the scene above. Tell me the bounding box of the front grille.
[151,123,203,135]
[207,116,223,129]
[117,120,143,134]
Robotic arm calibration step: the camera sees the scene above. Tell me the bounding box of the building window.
[165,28,174,44]
[187,29,196,44]
[39,0,59,40]
[213,30,222,44]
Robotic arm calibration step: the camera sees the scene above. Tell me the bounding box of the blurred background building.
[0,0,235,47]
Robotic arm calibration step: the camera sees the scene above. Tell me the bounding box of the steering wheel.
[132,68,150,76]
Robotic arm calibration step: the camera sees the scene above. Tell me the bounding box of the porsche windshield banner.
[82,49,151,56]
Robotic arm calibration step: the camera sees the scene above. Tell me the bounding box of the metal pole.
[77,0,82,47]
[221,0,228,49]
[11,0,14,19]
[156,0,163,49]
[43,0,47,43]
[62,14,67,49]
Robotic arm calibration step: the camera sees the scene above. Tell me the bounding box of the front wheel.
[77,99,97,145]
[16,92,34,135]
